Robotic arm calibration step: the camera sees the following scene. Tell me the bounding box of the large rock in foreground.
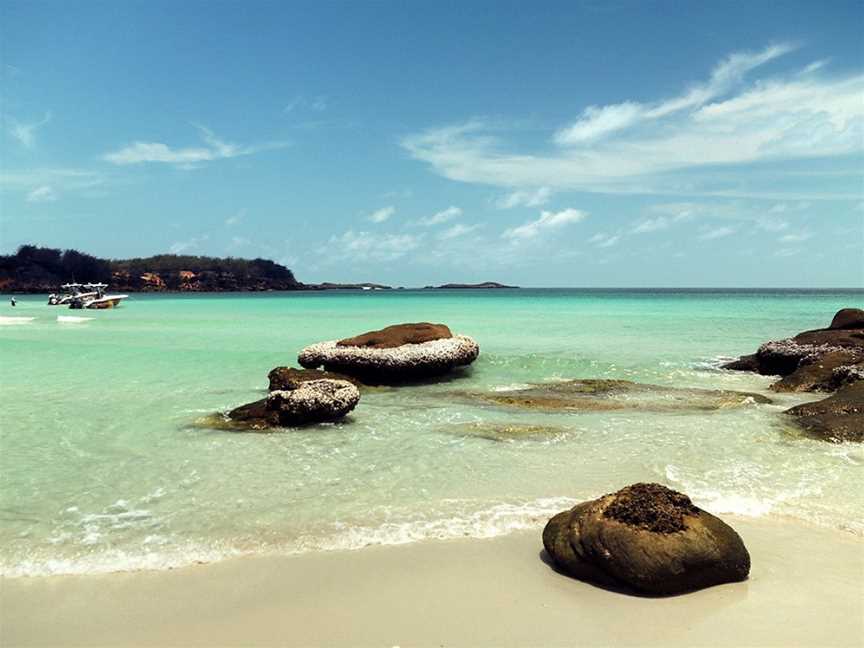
[722,309,864,393]
[785,381,864,442]
[543,483,750,596]
[227,379,360,430]
[299,323,479,383]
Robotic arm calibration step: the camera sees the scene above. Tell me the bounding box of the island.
[423,282,519,289]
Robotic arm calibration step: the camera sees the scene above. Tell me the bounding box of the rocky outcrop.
[299,323,479,383]
[227,379,360,430]
[722,309,864,393]
[543,483,750,596]
[722,309,863,440]
[267,366,362,390]
[455,379,771,413]
[785,381,864,442]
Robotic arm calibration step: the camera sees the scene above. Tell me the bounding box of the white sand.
[2,517,862,647]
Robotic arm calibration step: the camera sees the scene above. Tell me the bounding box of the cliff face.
[0,245,303,293]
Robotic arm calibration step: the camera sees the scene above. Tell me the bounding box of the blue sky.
[2,0,862,287]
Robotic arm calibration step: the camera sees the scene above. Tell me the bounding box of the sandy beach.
[2,516,862,647]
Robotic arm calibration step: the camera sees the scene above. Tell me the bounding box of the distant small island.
[424,282,519,290]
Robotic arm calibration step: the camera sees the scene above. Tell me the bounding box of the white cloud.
[225,209,246,226]
[503,208,586,240]
[327,230,421,262]
[284,96,328,113]
[554,43,796,145]
[779,231,812,243]
[368,206,396,223]
[169,234,210,254]
[402,46,864,199]
[25,185,58,203]
[588,232,620,248]
[7,112,51,148]
[1,168,105,194]
[699,226,736,241]
[631,217,670,234]
[104,125,289,166]
[229,236,251,248]
[495,187,552,209]
[438,223,479,240]
[631,202,702,234]
[419,206,462,226]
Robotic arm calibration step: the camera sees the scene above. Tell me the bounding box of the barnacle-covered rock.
[227,379,360,430]
[298,323,479,384]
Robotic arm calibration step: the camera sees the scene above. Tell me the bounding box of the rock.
[267,366,362,391]
[721,354,760,372]
[336,322,452,349]
[299,323,479,384]
[784,381,864,442]
[227,379,360,429]
[543,483,751,595]
[457,379,771,413]
[770,350,863,392]
[722,309,864,393]
[830,308,864,330]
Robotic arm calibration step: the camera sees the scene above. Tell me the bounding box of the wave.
[0,496,578,578]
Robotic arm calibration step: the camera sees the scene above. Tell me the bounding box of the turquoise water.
[1,290,862,576]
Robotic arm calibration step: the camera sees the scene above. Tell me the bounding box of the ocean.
[1,289,861,576]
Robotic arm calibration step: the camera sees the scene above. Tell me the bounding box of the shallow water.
[1,289,861,576]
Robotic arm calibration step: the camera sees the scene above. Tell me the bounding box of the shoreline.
[3,516,862,647]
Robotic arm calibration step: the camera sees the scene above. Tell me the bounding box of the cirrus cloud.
[503,208,587,240]
[402,44,863,199]
[104,125,289,167]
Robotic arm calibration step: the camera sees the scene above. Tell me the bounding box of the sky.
[1,0,863,287]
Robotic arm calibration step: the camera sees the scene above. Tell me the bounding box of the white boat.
[49,283,128,309]
[48,283,97,306]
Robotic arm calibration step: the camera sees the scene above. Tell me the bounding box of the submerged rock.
[456,379,771,413]
[722,309,864,393]
[785,381,864,442]
[445,421,565,442]
[226,379,360,430]
[543,483,751,595]
[298,323,479,384]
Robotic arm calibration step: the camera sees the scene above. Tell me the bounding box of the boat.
[68,284,128,309]
[48,283,96,306]
[49,283,128,309]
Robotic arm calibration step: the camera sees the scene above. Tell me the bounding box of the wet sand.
[2,517,862,647]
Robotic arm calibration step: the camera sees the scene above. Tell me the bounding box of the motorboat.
[68,284,128,309]
[49,283,128,309]
[48,283,95,306]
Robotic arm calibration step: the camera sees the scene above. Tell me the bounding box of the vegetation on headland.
[0,245,301,292]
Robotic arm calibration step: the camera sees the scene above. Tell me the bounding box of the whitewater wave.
[1,496,578,578]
